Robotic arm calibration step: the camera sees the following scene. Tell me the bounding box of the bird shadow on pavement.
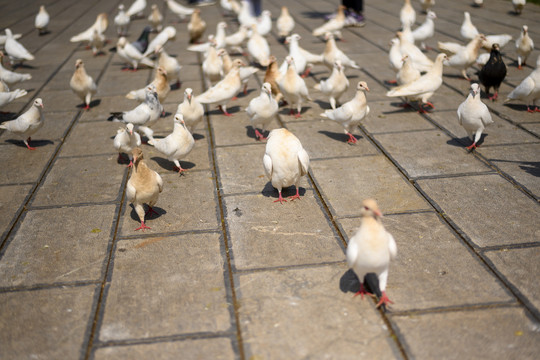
[206,106,241,116]
[339,270,386,312]
[318,130,362,143]
[129,204,166,222]
[489,159,540,178]
[192,133,205,140]
[5,139,53,148]
[300,11,327,19]
[503,103,534,112]
[244,125,267,140]
[314,99,331,110]
[261,182,307,200]
[446,134,487,148]
[278,106,312,116]
[151,156,196,172]
[11,63,36,70]
[76,99,101,109]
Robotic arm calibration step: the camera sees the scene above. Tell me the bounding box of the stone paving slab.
[0,143,56,184]
[0,184,33,239]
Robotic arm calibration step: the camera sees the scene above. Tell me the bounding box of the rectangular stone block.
[99,233,231,341]
[0,184,32,239]
[60,121,120,157]
[0,143,56,185]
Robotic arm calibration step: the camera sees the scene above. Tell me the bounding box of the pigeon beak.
[375,210,383,218]
[365,86,370,92]
[40,103,44,109]
[187,94,192,102]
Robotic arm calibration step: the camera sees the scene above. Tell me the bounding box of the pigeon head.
[291,34,301,42]
[232,59,246,68]
[118,4,125,11]
[334,60,343,71]
[285,56,294,66]
[75,59,84,69]
[357,81,370,92]
[132,147,144,163]
[157,66,168,77]
[34,98,44,109]
[262,82,272,95]
[491,43,500,52]
[361,199,382,219]
[284,36,291,45]
[522,25,528,34]
[185,88,193,102]
[470,83,480,97]
[400,55,409,63]
[427,11,437,19]
[5,29,12,37]
[164,26,176,40]
[174,114,185,125]
[389,38,399,47]
[126,123,134,135]
[117,37,127,48]
[217,49,228,57]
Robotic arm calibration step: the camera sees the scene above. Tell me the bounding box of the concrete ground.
[0,0,539,359]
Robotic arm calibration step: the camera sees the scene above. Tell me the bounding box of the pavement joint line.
[115,228,222,241]
[480,242,540,252]
[412,170,498,181]
[0,280,100,294]
[388,301,521,318]
[199,52,246,360]
[220,188,315,199]
[27,200,119,211]
[234,260,348,275]
[0,0,65,38]
[335,208,436,221]
[93,331,238,349]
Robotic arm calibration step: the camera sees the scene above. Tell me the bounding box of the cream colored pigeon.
[457,83,493,150]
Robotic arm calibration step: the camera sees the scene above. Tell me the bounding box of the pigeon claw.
[273,192,287,204]
[174,166,188,175]
[254,129,267,141]
[288,193,301,201]
[353,283,373,300]
[346,133,358,144]
[466,142,477,151]
[376,291,394,308]
[83,104,91,110]
[135,222,151,231]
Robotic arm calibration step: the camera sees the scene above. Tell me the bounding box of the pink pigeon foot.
[83,104,90,110]
[25,138,36,150]
[218,105,233,116]
[174,166,188,174]
[353,283,373,300]
[466,142,477,150]
[488,92,498,101]
[127,160,133,168]
[254,129,267,140]
[231,96,238,100]
[301,68,311,78]
[135,221,151,231]
[376,291,394,308]
[347,133,358,144]
[288,189,301,201]
[273,191,287,204]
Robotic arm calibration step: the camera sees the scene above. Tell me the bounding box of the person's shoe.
[195,0,216,6]
[345,12,365,27]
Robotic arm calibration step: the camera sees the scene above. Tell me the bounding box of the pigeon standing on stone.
[143,26,176,57]
[148,114,194,174]
[4,29,34,65]
[69,59,98,110]
[505,56,540,112]
[176,88,204,133]
[512,0,526,15]
[321,81,370,144]
[114,4,131,36]
[314,60,349,110]
[347,199,397,308]
[263,128,310,204]
[412,11,436,50]
[420,0,435,13]
[156,46,182,88]
[246,82,278,140]
[148,4,163,32]
[460,11,478,40]
[313,5,346,38]
[323,32,360,70]
[247,25,271,67]
[0,51,32,86]
[126,66,170,105]
[444,34,486,81]
[35,5,50,35]
[113,123,141,166]
[132,26,152,54]
[116,37,155,71]
[516,25,534,70]
[400,0,416,28]
[264,56,284,104]
[457,83,493,150]
[278,56,312,118]
[477,44,506,101]
[0,98,44,150]
[277,6,295,41]
[126,147,163,231]
[166,0,195,20]
[70,13,108,45]
[188,9,206,44]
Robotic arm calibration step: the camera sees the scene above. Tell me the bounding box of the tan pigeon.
[188,9,206,44]
[278,56,312,118]
[70,59,97,110]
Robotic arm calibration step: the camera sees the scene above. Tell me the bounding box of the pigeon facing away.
[247,25,270,67]
[147,114,195,174]
[156,46,182,87]
[0,88,27,108]
[256,10,272,37]
[477,44,507,101]
[0,98,44,150]
[314,60,349,110]
[278,56,312,118]
[126,0,147,18]
[264,56,284,104]
[35,5,50,35]
[277,6,295,40]
[516,25,534,70]
[114,4,130,36]
[412,11,436,50]
[347,199,397,308]
[113,123,141,166]
[246,82,279,140]
[505,55,540,112]
[4,29,34,65]
[460,12,479,40]
[457,83,493,150]
[70,59,98,110]
[444,34,486,81]
[321,81,370,144]
[263,128,310,204]
[513,0,526,15]
[0,51,32,86]
[176,88,204,133]
[126,147,163,231]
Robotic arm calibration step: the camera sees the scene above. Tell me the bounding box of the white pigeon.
[513,0,526,15]
[389,38,403,73]
[148,4,163,32]
[246,82,279,140]
[321,81,370,144]
[126,147,163,231]
[0,88,27,109]
[278,56,312,118]
[457,83,493,150]
[516,25,534,69]
[148,114,194,174]
[397,55,421,86]
[314,60,349,110]
[0,33,21,45]
[89,28,106,56]
[483,34,513,51]
[401,22,415,45]
[279,34,309,76]
[35,5,50,35]
[247,25,270,67]
[225,24,248,50]
[400,0,416,28]
[238,0,257,27]
[4,29,34,64]
[474,0,484,6]
[323,32,360,70]
[460,12,478,40]
[116,36,155,71]
[420,0,435,13]
[196,59,244,116]
[412,11,436,50]
[256,10,272,36]
[108,85,162,140]
[113,123,141,166]
[188,9,206,44]
[143,26,176,57]
[155,46,182,87]
[166,0,194,20]
[505,55,540,112]
[387,53,447,112]
[313,5,346,38]
[444,34,486,80]
[126,0,146,18]
[70,59,97,110]
[188,22,227,53]
[202,43,224,86]
[396,31,433,72]
[263,128,310,204]
[437,41,465,57]
[347,199,397,308]
[0,98,44,150]
[217,49,258,96]
[277,6,295,39]
[126,67,170,105]
[0,51,32,86]
[70,13,108,44]
[114,4,131,36]
[176,88,204,133]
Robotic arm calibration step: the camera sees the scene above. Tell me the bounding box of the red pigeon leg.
[288,188,301,201]
[134,222,151,231]
[25,138,36,150]
[347,133,358,144]
[273,191,287,204]
[376,291,394,308]
[466,142,477,150]
[218,105,233,116]
[254,129,267,140]
[353,283,373,300]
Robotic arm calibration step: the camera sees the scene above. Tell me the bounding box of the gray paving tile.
[60,121,119,157]
[339,212,512,311]
[235,263,402,359]
[311,156,430,217]
[0,142,56,185]
[32,155,124,207]
[0,204,114,287]
[392,307,540,360]
[94,338,236,360]
[224,192,344,271]
[417,174,540,247]
[118,170,219,235]
[0,285,96,359]
[481,143,540,198]
[373,130,491,178]
[99,233,230,341]
[0,184,32,239]
[485,247,540,315]
[521,122,540,137]
[40,89,83,112]
[363,100,436,134]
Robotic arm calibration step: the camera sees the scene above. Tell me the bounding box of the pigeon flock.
[0,0,538,310]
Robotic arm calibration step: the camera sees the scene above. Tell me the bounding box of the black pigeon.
[132,26,152,54]
[477,43,507,101]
